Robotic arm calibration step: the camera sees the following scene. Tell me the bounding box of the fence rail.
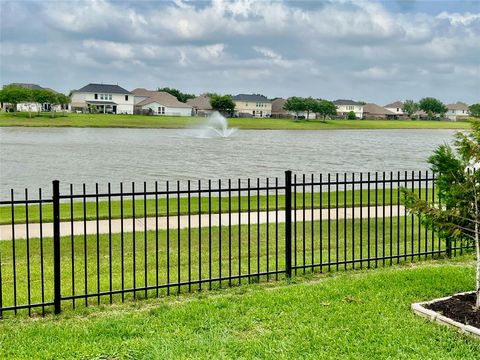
[0,170,472,317]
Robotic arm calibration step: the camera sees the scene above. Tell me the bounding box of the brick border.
[412,292,480,338]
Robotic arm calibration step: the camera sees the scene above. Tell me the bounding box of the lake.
[0,127,455,197]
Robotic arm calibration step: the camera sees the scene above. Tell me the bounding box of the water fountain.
[199,111,238,138]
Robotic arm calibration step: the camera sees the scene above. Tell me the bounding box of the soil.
[426,293,480,329]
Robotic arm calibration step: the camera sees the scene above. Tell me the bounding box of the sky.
[1,0,479,105]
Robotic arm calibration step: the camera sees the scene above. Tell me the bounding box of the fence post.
[53,180,61,315]
[446,236,452,258]
[285,170,292,279]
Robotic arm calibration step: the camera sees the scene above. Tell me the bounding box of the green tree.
[303,97,318,120]
[419,97,447,119]
[56,93,71,117]
[404,121,480,309]
[315,99,337,122]
[283,97,305,120]
[0,85,31,116]
[158,87,195,103]
[402,100,419,118]
[469,103,480,118]
[32,89,53,116]
[210,94,235,115]
[347,111,356,120]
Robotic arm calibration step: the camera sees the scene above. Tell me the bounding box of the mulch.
[426,293,480,328]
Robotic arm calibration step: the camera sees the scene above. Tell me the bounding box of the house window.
[94,94,98,99]
[158,107,165,115]
[100,94,104,100]
[125,95,129,101]
[397,108,400,112]
[109,94,112,100]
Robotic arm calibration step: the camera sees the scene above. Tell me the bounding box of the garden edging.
[412,292,480,338]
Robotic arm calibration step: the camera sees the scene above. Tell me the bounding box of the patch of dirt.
[426,293,480,328]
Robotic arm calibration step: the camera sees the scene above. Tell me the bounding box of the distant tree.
[57,93,71,117]
[403,100,419,118]
[303,97,318,120]
[419,97,447,119]
[315,99,337,122]
[158,87,195,103]
[0,85,31,116]
[347,111,356,120]
[32,89,52,116]
[469,103,480,118]
[210,94,235,115]
[283,97,305,120]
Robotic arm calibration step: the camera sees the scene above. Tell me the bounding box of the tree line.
[0,84,70,118]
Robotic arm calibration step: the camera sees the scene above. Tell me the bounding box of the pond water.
[0,127,455,197]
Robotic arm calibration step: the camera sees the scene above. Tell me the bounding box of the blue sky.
[1,0,479,104]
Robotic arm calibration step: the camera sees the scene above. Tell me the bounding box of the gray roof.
[76,83,132,94]
[385,101,403,108]
[363,103,395,115]
[447,103,469,111]
[232,94,270,102]
[333,99,363,106]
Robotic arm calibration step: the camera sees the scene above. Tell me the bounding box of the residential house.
[132,88,192,116]
[446,103,470,121]
[70,83,134,114]
[232,94,271,118]
[271,98,317,119]
[3,83,63,113]
[186,95,213,116]
[363,103,396,120]
[384,101,405,116]
[333,99,364,119]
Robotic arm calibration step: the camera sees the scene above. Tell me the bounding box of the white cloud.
[1,0,479,104]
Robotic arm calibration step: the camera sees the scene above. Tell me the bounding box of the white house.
[384,101,404,116]
[446,103,470,121]
[333,99,364,119]
[232,94,272,118]
[132,88,192,116]
[70,83,134,114]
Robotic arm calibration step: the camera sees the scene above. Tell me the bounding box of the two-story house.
[132,88,192,116]
[232,94,271,118]
[384,101,404,116]
[333,99,364,119]
[70,83,134,114]
[446,103,470,121]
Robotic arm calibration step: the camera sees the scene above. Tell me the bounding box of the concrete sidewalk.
[0,206,406,241]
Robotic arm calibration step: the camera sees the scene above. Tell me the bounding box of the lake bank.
[0,113,471,130]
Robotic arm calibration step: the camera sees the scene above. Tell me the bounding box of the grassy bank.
[0,257,478,359]
[0,112,471,130]
[0,187,432,224]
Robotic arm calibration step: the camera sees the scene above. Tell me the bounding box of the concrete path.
[0,206,406,241]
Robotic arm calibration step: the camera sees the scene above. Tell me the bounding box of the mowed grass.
[0,258,478,359]
[1,215,460,316]
[0,112,471,130]
[1,187,433,224]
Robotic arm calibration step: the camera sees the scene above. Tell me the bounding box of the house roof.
[333,99,363,106]
[186,95,212,110]
[271,98,287,113]
[76,83,132,94]
[363,103,395,116]
[133,89,192,108]
[232,94,270,103]
[385,101,403,108]
[85,100,118,105]
[447,103,469,111]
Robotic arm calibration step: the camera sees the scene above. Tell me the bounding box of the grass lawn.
[0,257,478,359]
[0,112,472,130]
[1,187,432,225]
[1,215,458,315]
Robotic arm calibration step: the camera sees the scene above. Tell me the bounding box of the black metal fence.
[0,170,471,317]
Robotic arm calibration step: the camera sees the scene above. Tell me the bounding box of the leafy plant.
[404,120,480,309]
